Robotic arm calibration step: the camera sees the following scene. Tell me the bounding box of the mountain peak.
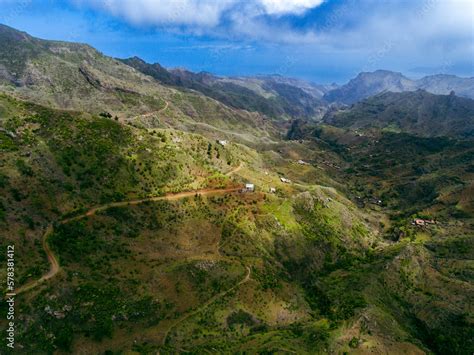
[128,55,146,62]
[0,23,37,47]
[324,70,416,104]
[324,70,474,104]
[0,23,31,39]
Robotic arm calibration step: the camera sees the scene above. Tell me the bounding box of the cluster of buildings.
[243,184,277,194]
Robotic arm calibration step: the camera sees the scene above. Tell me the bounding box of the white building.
[218,140,228,146]
[245,183,255,192]
[280,177,291,183]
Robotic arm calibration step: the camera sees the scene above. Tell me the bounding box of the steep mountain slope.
[0,24,169,114]
[121,57,328,120]
[324,90,474,138]
[323,70,417,104]
[0,24,279,146]
[417,74,474,98]
[250,74,338,99]
[0,24,473,355]
[1,89,471,354]
[324,70,474,104]
[0,93,396,354]
[118,56,180,86]
[285,122,474,354]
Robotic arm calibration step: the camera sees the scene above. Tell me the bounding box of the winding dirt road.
[226,161,244,176]
[10,161,249,350]
[13,185,243,296]
[132,100,169,121]
[161,266,251,346]
[14,225,59,295]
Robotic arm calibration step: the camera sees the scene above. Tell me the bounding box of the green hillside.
[0,24,279,146]
[0,93,381,353]
[324,90,474,138]
[121,57,327,120]
[0,24,473,354]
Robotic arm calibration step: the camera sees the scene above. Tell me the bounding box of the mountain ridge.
[120,56,328,120]
[323,89,474,138]
[323,69,474,104]
[2,23,474,122]
[0,23,473,354]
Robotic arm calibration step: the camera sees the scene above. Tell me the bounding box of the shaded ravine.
[13,186,243,296]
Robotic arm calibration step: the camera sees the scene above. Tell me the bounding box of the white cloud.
[316,0,474,75]
[75,0,236,27]
[71,0,474,64]
[258,0,324,15]
[73,0,325,28]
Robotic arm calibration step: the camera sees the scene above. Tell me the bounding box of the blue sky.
[0,0,473,83]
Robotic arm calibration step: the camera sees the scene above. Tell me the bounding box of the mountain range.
[120,56,330,120]
[324,90,474,138]
[0,23,473,354]
[2,23,474,123]
[323,70,474,104]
